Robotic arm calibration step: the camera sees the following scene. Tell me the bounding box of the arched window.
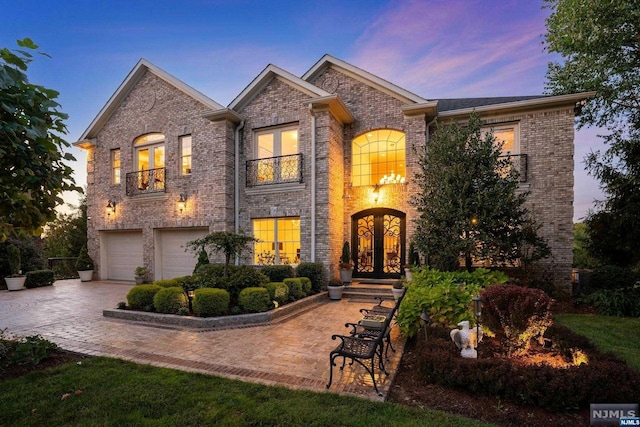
[352,129,406,186]
[129,133,165,194]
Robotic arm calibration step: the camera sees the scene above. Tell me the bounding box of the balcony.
[126,167,166,196]
[246,153,303,187]
[499,153,528,183]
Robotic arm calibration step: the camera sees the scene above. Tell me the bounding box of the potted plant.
[76,245,94,282]
[339,241,353,284]
[5,244,26,291]
[392,279,405,301]
[134,266,148,284]
[327,277,345,300]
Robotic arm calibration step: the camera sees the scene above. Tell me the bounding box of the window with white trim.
[255,126,298,183]
[111,148,121,185]
[253,217,300,265]
[352,129,406,186]
[180,135,192,175]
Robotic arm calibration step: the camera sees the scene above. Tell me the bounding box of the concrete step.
[342,282,394,300]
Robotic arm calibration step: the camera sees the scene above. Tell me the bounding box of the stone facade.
[76,56,586,292]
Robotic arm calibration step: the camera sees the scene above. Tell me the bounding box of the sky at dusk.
[1,0,604,222]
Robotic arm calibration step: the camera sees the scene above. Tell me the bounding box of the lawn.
[555,313,640,370]
[0,356,495,427]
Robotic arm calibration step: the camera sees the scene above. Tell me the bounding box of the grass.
[555,313,640,370]
[0,357,495,427]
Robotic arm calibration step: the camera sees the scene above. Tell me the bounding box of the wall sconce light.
[372,184,381,204]
[178,193,188,213]
[106,200,116,217]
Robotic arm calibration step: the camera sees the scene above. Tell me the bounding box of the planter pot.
[327,285,345,300]
[392,287,406,301]
[135,275,144,285]
[339,268,353,284]
[404,270,413,282]
[78,270,94,282]
[5,276,26,291]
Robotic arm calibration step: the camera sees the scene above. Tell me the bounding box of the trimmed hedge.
[261,265,294,282]
[283,278,304,300]
[127,284,161,310]
[238,287,271,313]
[193,288,230,317]
[591,265,638,290]
[24,270,55,288]
[296,262,324,292]
[413,325,640,412]
[153,286,188,314]
[153,276,192,288]
[299,277,312,295]
[263,282,289,305]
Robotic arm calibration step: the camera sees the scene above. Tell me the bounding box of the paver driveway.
[0,280,404,400]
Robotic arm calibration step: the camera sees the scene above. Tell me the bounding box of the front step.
[342,281,395,300]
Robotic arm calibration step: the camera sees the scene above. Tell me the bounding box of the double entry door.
[352,208,405,279]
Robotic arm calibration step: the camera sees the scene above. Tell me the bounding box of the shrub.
[298,277,312,295]
[481,284,554,355]
[193,288,230,317]
[296,262,324,292]
[194,263,229,278]
[0,333,58,367]
[238,287,271,313]
[153,286,188,314]
[226,266,269,300]
[153,276,192,288]
[75,245,94,271]
[261,265,294,282]
[193,248,210,274]
[284,278,304,300]
[263,282,289,305]
[396,267,508,337]
[591,265,638,290]
[7,244,21,276]
[587,285,640,317]
[24,270,55,288]
[126,284,161,310]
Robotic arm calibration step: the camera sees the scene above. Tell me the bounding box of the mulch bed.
[0,350,87,382]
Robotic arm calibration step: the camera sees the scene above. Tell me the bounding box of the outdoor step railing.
[126,167,166,196]
[246,153,303,187]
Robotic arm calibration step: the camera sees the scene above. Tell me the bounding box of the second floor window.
[180,135,192,175]
[135,133,165,172]
[111,148,121,184]
[352,129,406,186]
[255,126,298,183]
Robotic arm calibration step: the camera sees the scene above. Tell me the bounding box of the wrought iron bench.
[326,293,404,396]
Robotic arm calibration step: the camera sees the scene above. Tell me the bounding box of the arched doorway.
[352,208,406,279]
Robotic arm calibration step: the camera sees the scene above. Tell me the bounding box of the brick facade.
[77,56,582,293]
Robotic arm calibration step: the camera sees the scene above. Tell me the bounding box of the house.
[74,55,591,293]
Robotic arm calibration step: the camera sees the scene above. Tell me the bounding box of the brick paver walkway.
[0,280,404,400]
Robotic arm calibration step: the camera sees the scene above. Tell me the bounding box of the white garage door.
[156,228,209,279]
[103,231,144,281]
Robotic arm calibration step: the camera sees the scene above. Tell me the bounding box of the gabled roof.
[74,59,224,146]
[229,64,331,111]
[302,54,429,105]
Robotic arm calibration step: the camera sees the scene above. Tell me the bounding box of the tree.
[0,38,80,242]
[411,112,549,272]
[186,231,257,277]
[43,196,88,258]
[544,0,640,267]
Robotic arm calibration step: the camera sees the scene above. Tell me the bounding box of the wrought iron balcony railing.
[499,153,528,183]
[126,167,166,196]
[246,153,303,187]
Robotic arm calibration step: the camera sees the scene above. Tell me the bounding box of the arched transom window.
[352,129,406,186]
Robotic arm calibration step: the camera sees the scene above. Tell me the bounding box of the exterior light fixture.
[372,184,381,204]
[178,193,188,213]
[106,200,116,217]
[472,296,483,357]
[187,290,195,313]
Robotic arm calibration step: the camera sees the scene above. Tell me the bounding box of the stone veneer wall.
[87,70,234,280]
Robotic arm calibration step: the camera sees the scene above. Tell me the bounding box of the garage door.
[103,231,144,281]
[156,228,209,279]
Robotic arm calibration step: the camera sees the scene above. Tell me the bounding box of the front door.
[352,208,405,279]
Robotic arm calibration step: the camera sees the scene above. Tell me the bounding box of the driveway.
[0,279,404,400]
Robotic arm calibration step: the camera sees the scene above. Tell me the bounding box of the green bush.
[152,276,192,288]
[263,282,289,305]
[238,287,271,313]
[396,267,508,337]
[126,284,161,310]
[481,284,554,355]
[296,262,324,292]
[591,265,638,290]
[0,331,58,367]
[75,245,94,271]
[299,277,312,295]
[283,278,304,300]
[153,287,188,314]
[587,285,640,317]
[193,248,210,274]
[24,270,55,288]
[227,266,269,300]
[193,288,230,317]
[261,265,294,282]
[193,264,267,301]
[194,263,232,278]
